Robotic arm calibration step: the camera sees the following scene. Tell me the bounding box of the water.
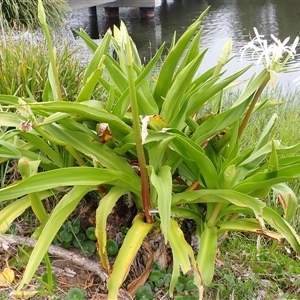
[68,0,300,91]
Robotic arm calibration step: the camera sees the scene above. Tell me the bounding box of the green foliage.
[66,288,87,300]
[106,239,119,255]
[135,285,154,300]
[205,233,300,299]
[85,227,97,241]
[1,2,300,299]
[137,263,199,299]
[53,220,97,257]
[0,33,101,101]
[0,0,68,29]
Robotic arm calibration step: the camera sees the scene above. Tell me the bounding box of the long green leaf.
[263,207,300,253]
[43,124,136,176]
[0,167,141,201]
[18,132,63,167]
[107,215,154,299]
[162,52,206,122]
[234,163,300,196]
[149,165,172,241]
[0,191,53,233]
[95,186,128,270]
[272,183,298,222]
[192,94,252,145]
[111,44,164,117]
[74,29,99,52]
[30,102,132,136]
[0,112,24,127]
[186,66,251,118]
[168,218,198,296]
[153,7,209,108]
[17,186,91,290]
[169,132,219,189]
[76,68,103,102]
[197,225,218,285]
[172,189,265,221]
[81,32,111,86]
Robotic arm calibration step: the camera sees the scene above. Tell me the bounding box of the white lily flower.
[293,75,300,85]
[141,115,152,144]
[240,27,300,86]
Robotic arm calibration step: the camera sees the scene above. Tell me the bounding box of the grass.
[206,233,300,299]
[0,0,69,30]
[0,31,104,101]
[241,86,300,147]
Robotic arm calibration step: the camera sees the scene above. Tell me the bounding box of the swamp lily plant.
[1,2,300,299]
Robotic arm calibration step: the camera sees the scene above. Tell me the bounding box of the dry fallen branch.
[0,234,134,299]
[0,234,107,280]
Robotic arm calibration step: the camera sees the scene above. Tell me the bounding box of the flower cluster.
[240,27,300,86]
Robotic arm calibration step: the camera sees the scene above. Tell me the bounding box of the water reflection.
[68,0,300,90]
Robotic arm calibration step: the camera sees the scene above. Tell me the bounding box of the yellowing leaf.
[0,267,14,287]
[10,291,38,299]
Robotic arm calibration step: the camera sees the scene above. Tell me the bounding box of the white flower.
[240,27,300,86]
[141,115,152,144]
[293,75,300,85]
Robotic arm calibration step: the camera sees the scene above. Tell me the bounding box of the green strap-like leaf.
[161,52,206,122]
[17,186,91,291]
[30,102,132,136]
[0,112,24,127]
[0,191,53,233]
[0,167,141,201]
[192,93,252,145]
[172,189,265,222]
[74,29,99,52]
[272,183,298,222]
[263,207,300,253]
[153,7,209,108]
[168,218,198,296]
[169,132,219,189]
[107,215,154,299]
[149,165,172,241]
[197,225,218,285]
[234,163,300,196]
[95,186,129,270]
[81,32,111,87]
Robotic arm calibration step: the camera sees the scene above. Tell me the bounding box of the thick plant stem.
[238,74,270,138]
[206,202,223,228]
[126,63,153,224]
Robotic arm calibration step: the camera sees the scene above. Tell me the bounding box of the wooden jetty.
[68,0,162,18]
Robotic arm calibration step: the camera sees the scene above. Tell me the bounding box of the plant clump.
[0,0,69,30]
[0,33,102,101]
[1,1,300,299]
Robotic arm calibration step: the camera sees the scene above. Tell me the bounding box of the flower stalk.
[238,72,270,137]
[123,26,153,223]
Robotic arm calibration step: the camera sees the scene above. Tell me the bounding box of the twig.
[0,234,134,299]
[0,233,108,281]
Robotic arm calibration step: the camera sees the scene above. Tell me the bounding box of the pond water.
[68,0,300,91]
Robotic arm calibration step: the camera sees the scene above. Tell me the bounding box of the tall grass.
[0,33,105,101]
[0,0,69,30]
[243,86,300,147]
